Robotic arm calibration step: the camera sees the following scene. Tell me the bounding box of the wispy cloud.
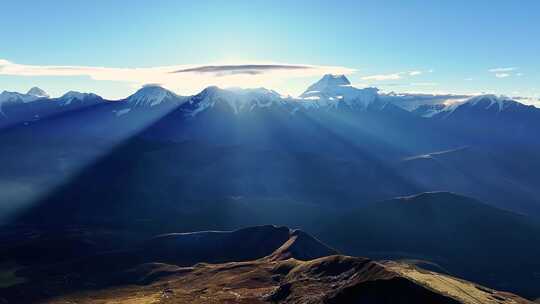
[488,67,519,79]
[361,69,427,81]
[361,73,402,81]
[0,59,355,95]
[513,96,540,107]
[488,67,517,73]
[495,73,510,78]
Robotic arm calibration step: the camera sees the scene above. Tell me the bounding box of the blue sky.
[1,0,539,101]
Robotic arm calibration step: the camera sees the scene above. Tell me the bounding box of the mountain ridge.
[0,225,533,304]
[2,75,537,122]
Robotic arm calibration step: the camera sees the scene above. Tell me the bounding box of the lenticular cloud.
[0,59,355,95]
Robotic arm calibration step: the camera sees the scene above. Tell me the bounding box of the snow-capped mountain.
[299,74,379,110]
[381,92,470,111]
[179,86,290,116]
[411,94,540,140]
[463,94,522,112]
[126,84,185,107]
[57,91,102,106]
[4,79,540,225]
[27,87,50,98]
[2,80,538,134]
[0,87,105,124]
[175,74,388,117]
[426,94,539,119]
[0,87,50,117]
[300,74,351,98]
[0,76,441,122]
[166,74,397,117]
[0,88,48,104]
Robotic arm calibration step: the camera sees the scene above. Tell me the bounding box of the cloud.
[365,82,404,87]
[464,78,474,81]
[513,96,540,107]
[171,64,311,76]
[488,67,518,79]
[143,83,164,88]
[361,69,426,81]
[0,59,355,95]
[488,67,517,73]
[361,73,402,81]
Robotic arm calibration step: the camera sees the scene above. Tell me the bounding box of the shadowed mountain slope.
[314,192,540,299]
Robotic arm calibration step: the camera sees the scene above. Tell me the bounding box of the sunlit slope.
[1,226,532,304]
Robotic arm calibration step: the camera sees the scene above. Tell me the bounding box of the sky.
[1,0,539,104]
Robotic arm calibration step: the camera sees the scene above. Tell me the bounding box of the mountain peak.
[321,74,351,85]
[127,85,181,107]
[0,90,42,104]
[184,86,286,116]
[466,94,518,111]
[136,84,171,93]
[198,85,223,96]
[61,91,97,99]
[58,91,101,106]
[428,94,532,119]
[27,87,49,98]
[302,74,351,97]
[299,74,380,109]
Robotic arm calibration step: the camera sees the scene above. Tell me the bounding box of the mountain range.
[2,75,540,217]
[3,76,538,143]
[2,75,540,300]
[3,75,538,142]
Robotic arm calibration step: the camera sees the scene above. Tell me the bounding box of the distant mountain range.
[1,74,400,125]
[2,74,539,216]
[0,74,470,121]
[2,75,538,137]
[2,75,540,300]
[414,94,540,129]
